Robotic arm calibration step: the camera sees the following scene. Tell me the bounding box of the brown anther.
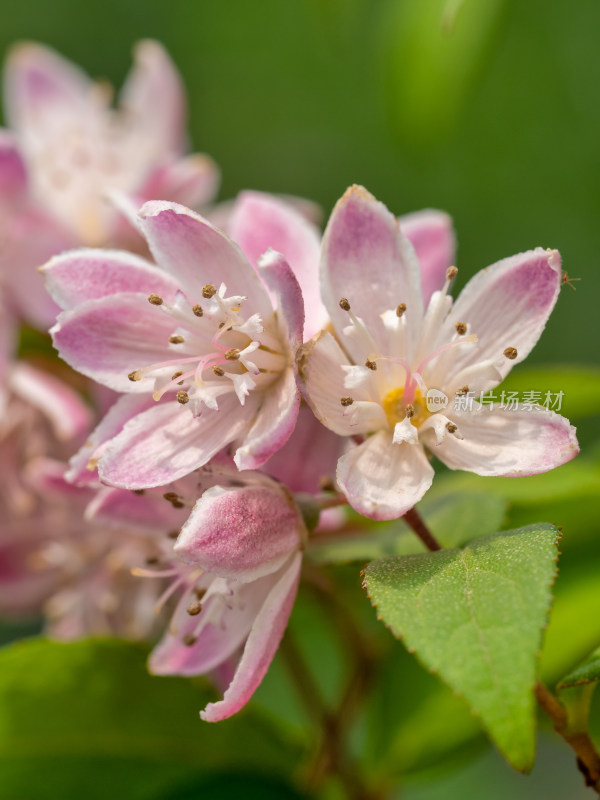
[183,633,198,647]
[145,556,160,566]
[169,335,185,344]
[319,475,336,492]
[194,587,207,600]
[340,396,354,407]
[212,365,225,376]
[202,284,217,299]
[163,492,179,502]
[339,297,351,311]
[171,371,184,385]
[504,347,518,360]
[365,358,377,370]
[192,304,203,317]
[455,321,467,335]
[218,322,225,329]
[405,404,415,418]
[177,390,189,404]
[186,600,203,616]
[148,294,163,306]
[396,303,407,318]
[456,385,470,396]
[446,421,458,433]
[224,348,240,360]
[446,266,458,280]
[128,371,141,382]
[166,530,180,539]
[132,489,146,496]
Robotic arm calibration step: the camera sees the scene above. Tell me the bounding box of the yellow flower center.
[381,387,431,430]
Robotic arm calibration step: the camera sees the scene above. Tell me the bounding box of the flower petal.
[50,293,178,392]
[176,484,303,581]
[258,248,304,349]
[399,209,455,304]
[42,249,180,310]
[424,404,579,476]
[136,154,220,210]
[201,553,302,721]
[336,431,434,520]
[138,201,273,316]
[320,185,424,359]
[229,191,325,337]
[98,393,258,489]
[86,485,189,534]
[0,131,28,205]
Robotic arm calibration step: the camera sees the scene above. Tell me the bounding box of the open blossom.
[146,478,305,722]
[43,201,304,488]
[298,186,579,520]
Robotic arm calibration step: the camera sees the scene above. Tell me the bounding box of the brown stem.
[404,507,442,551]
[535,681,600,793]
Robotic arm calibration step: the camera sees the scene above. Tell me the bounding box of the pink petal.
[229,191,325,337]
[136,154,220,210]
[42,249,180,310]
[98,393,258,489]
[399,209,455,304]
[9,362,91,440]
[201,553,302,722]
[337,431,434,520]
[176,485,303,581]
[321,186,424,360]
[258,249,304,349]
[119,40,186,156]
[0,130,28,206]
[297,331,386,436]
[442,248,562,383]
[50,293,178,392]
[234,366,300,470]
[138,202,273,317]
[86,486,189,533]
[424,404,579,477]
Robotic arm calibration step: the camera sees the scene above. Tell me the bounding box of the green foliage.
[558,646,600,690]
[0,638,302,800]
[364,525,560,771]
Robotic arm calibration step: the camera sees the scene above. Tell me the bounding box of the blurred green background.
[1,1,599,797]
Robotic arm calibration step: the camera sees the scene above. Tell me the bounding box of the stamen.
[446,266,458,280]
[186,600,203,616]
[405,404,415,418]
[169,335,185,344]
[456,385,470,395]
[396,303,407,318]
[202,284,217,299]
[455,321,467,335]
[340,396,354,406]
[415,333,478,374]
[183,633,198,646]
[339,297,351,311]
[177,391,189,404]
[446,421,458,433]
[504,347,518,360]
[365,358,377,370]
[171,371,184,384]
[163,492,184,509]
[192,304,203,317]
[166,530,180,539]
[212,365,225,376]
[148,294,163,306]
[224,348,240,360]
[132,489,145,495]
[128,370,142,381]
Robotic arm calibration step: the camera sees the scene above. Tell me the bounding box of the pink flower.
[298,186,579,520]
[43,201,304,488]
[147,478,304,722]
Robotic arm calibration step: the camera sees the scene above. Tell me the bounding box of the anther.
[202,284,217,299]
[455,321,467,335]
[166,530,180,539]
[171,371,184,384]
[177,390,189,404]
[405,404,415,418]
[339,298,351,311]
[148,294,163,305]
[446,266,458,280]
[194,587,207,600]
[169,335,185,344]
[365,358,377,370]
[163,492,184,509]
[340,397,354,407]
[183,633,198,646]
[224,348,240,360]
[446,421,458,433]
[456,385,469,395]
[396,303,407,318]
[186,600,203,616]
[212,365,225,376]
[128,370,141,382]
[504,347,518,360]
[146,557,160,566]
[192,304,203,317]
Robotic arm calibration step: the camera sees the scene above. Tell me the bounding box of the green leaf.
[500,365,600,420]
[0,638,301,800]
[363,525,561,771]
[308,490,507,564]
[558,646,600,689]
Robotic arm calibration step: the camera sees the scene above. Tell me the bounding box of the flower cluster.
[0,42,578,721]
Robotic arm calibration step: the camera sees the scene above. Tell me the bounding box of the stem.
[535,681,600,793]
[403,507,442,551]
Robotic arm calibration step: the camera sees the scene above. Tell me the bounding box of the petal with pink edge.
[201,553,302,722]
[337,431,434,520]
[0,131,28,206]
[229,191,325,337]
[176,485,303,581]
[399,209,455,304]
[138,202,272,316]
[136,154,220,210]
[321,186,424,360]
[42,249,180,310]
[86,486,189,534]
[98,392,258,489]
[424,404,579,477]
[258,249,304,349]
[50,293,178,392]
